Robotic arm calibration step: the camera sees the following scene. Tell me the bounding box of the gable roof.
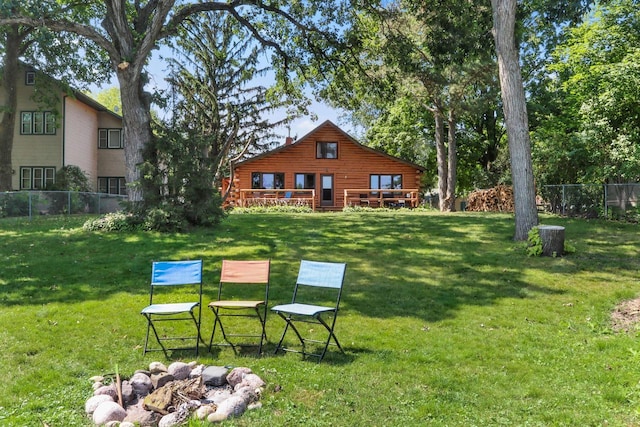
[235,120,426,171]
[73,90,123,120]
[16,62,122,120]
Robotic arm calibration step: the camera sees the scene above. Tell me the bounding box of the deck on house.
[233,188,420,210]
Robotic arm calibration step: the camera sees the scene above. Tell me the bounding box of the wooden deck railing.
[237,189,316,210]
[344,189,420,208]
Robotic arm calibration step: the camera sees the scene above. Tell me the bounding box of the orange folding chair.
[208,260,271,354]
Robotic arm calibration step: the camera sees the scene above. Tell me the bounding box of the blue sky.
[124,50,354,143]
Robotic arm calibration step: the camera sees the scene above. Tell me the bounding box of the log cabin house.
[227,120,425,210]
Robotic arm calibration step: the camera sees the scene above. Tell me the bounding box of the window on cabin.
[295,173,315,189]
[21,112,56,135]
[98,129,123,148]
[20,167,56,190]
[370,174,403,196]
[316,141,338,159]
[251,172,284,189]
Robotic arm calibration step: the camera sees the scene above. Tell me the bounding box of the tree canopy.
[0,0,354,203]
[3,0,637,238]
[533,0,640,186]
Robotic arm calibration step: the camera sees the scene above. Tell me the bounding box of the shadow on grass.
[3,212,632,328]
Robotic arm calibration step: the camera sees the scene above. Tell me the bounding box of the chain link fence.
[541,184,640,220]
[0,191,127,219]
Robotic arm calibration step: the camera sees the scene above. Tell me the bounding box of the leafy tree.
[364,97,432,166]
[463,86,509,189]
[140,11,305,227]
[490,0,595,238]
[320,0,496,211]
[536,0,640,186]
[519,0,595,128]
[165,12,306,190]
[90,86,122,114]
[0,0,351,205]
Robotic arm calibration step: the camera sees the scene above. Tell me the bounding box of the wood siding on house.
[6,64,125,192]
[64,96,99,186]
[231,121,424,210]
[96,112,126,185]
[11,76,64,189]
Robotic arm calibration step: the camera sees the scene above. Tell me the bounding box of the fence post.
[28,192,32,220]
[561,185,566,216]
[603,184,608,219]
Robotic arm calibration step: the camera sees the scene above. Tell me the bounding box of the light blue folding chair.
[272,260,347,362]
[141,260,204,356]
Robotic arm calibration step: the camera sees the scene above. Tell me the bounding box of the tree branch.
[0,16,118,60]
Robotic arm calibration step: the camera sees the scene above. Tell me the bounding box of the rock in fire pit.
[85,361,265,426]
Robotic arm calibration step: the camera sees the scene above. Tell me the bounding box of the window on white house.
[25,71,36,85]
[21,112,56,135]
[98,129,123,149]
[20,167,56,190]
[98,177,126,195]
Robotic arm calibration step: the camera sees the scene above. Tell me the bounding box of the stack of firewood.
[466,185,515,212]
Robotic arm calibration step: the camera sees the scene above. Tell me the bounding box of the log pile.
[466,185,515,212]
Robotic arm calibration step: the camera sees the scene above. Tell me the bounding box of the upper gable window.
[25,71,36,85]
[316,141,338,159]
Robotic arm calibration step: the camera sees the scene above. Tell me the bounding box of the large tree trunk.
[444,109,457,212]
[116,66,153,204]
[0,27,21,191]
[491,0,538,240]
[434,107,448,211]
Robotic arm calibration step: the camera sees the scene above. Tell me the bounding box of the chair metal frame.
[208,260,271,355]
[141,260,204,357]
[272,260,347,362]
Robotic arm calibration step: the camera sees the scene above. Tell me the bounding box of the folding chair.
[208,260,270,355]
[272,260,347,362]
[141,260,204,356]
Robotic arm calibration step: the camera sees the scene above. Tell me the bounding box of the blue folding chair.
[141,260,204,356]
[272,260,347,362]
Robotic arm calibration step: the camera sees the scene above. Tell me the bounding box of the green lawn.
[1,211,640,426]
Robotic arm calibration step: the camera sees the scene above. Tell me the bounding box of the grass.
[2,211,640,426]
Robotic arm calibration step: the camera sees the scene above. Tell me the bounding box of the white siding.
[97,112,126,179]
[11,80,64,189]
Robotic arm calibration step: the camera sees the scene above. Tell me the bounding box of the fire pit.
[85,361,265,426]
